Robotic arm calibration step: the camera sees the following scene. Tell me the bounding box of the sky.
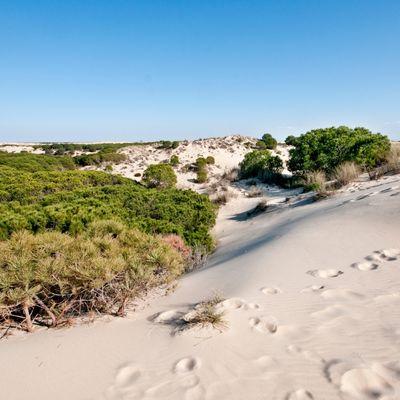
[0,0,399,142]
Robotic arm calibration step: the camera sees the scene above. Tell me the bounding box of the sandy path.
[1,177,400,400]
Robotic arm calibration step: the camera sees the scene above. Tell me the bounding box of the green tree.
[288,126,390,174]
[284,135,298,146]
[260,133,278,149]
[240,150,283,179]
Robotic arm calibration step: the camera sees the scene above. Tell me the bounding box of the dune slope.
[0,176,400,400]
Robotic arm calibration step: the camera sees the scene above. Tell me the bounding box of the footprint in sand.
[174,357,201,374]
[152,309,185,324]
[351,260,379,271]
[300,284,325,293]
[340,367,394,399]
[380,248,400,261]
[311,304,347,320]
[114,364,141,388]
[285,388,314,399]
[215,298,259,312]
[249,316,278,334]
[307,269,343,278]
[390,191,400,197]
[261,287,282,295]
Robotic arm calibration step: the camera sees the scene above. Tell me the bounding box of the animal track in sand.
[307,269,343,278]
[261,287,282,295]
[174,357,201,374]
[285,388,314,399]
[249,316,278,334]
[390,191,400,197]
[300,284,325,293]
[215,297,259,312]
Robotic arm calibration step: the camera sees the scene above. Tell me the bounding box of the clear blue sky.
[1,0,399,142]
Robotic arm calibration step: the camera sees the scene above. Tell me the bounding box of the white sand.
[1,172,400,399]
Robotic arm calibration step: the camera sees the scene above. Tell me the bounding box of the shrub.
[142,164,177,189]
[105,165,113,172]
[285,135,298,146]
[73,151,126,167]
[256,140,267,149]
[206,156,215,165]
[288,126,390,174]
[161,234,191,260]
[0,223,184,331]
[197,169,208,183]
[260,133,278,150]
[159,141,179,149]
[239,150,283,180]
[333,162,360,186]
[196,157,207,169]
[0,152,76,172]
[0,167,216,250]
[170,155,180,166]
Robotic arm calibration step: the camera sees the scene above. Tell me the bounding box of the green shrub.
[206,156,215,165]
[288,126,390,174]
[0,167,216,250]
[142,164,177,189]
[196,157,207,169]
[197,169,208,183]
[0,152,76,172]
[73,151,126,166]
[260,133,278,150]
[256,140,267,149]
[0,223,184,331]
[239,150,283,180]
[170,155,180,166]
[284,135,298,146]
[159,140,179,149]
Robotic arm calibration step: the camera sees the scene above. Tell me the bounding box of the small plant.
[196,157,207,169]
[181,293,227,331]
[196,169,208,183]
[105,164,113,172]
[206,156,215,165]
[304,171,327,192]
[256,140,267,149]
[142,163,177,188]
[170,155,180,166]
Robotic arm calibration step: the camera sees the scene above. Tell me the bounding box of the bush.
[239,150,283,180]
[0,167,216,250]
[159,141,179,149]
[142,164,177,189]
[0,152,76,172]
[206,156,215,165]
[285,135,298,146]
[333,162,360,186]
[197,169,208,183]
[0,223,184,331]
[260,133,277,150]
[196,157,207,169]
[73,151,126,167]
[288,126,390,175]
[170,155,180,166]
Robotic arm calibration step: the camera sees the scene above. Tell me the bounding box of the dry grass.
[247,185,263,197]
[385,143,400,173]
[221,167,239,182]
[0,221,184,332]
[304,170,327,192]
[333,162,361,186]
[181,293,227,331]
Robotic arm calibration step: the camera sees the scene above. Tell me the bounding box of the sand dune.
[0,175,399,399]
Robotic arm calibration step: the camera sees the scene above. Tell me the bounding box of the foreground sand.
[1,176,400,400]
